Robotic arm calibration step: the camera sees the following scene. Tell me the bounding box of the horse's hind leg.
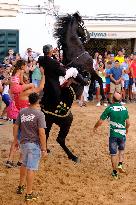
[56,112,79,163]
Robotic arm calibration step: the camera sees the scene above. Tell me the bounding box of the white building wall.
[18,14,57,56]
[0,13,57,55]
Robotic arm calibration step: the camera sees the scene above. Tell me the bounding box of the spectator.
[14,92,47,201]
[114,49,124,64]
[32,60,42,87]
[109,60,123,103]
[110,53,115,67]
[105,51,111,63]
[105,61,112,103]
[23,48,40,61]
[93,92,130,179]
[130,52,136,85]
[95,62,107,107]
[129,52,136,101]
[120,55,130,102]
[0,76,11,120]
[5,48,14,64]
[10,59,33,95]
[88,52,99,100]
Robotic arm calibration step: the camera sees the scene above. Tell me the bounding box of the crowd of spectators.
[80,49,136,107]
[0,47,136,121]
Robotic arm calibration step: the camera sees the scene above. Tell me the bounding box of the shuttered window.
[0,29,19,62]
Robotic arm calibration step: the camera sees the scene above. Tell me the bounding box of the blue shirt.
[120,62,129,81]
[110,67,122,81]
[105,68,111,84]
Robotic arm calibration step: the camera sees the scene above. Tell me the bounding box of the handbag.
[6,100,19,119]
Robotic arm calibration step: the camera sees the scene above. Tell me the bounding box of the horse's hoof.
[69,156,80,163]
[47,149,51,153]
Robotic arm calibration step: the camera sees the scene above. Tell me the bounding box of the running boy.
[13,92,47,201]
[93,92,130,179]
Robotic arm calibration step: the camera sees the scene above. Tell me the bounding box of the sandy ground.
[0,102,136,205]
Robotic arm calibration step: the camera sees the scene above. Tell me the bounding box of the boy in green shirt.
[93,92,130,179]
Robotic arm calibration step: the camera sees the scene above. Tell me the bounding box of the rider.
[38,44,66,109]
[38,44,86,162]
[38,44,87,111]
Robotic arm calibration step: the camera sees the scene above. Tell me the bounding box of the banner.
[90,32,136,39]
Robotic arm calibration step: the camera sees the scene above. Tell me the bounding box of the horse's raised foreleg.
[56,112,79,163]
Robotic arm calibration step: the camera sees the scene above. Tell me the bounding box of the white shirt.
[2,85,9,95]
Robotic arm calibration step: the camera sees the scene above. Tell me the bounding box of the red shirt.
[130,60,136,78]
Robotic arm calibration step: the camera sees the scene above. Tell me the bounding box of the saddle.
[41,86,75,117]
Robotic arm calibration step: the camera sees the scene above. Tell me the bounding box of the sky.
[55,0,136,16]
[20,0,136,16]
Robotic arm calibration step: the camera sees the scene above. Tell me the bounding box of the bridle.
[66,51,88,67]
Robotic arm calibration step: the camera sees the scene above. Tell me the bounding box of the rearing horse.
[54,12,105,101]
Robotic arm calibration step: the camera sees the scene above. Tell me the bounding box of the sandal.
[16,185,25,194]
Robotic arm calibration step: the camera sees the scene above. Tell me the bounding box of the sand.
[0,102,136,205]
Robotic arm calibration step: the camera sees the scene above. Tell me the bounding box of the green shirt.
[32,66,42,81]
[100,102,129,138]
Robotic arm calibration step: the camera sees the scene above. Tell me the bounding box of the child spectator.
[105,61,112,103]
[120,55,130,102]
[114,49,125,64]
[32,60,42,87]
[0,77,11,120]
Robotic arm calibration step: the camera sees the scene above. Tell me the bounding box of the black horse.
[54,12,105,101]
[40,45,87,163]
[40,13,105,163]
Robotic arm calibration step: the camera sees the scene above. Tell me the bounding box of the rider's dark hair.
[43,44,53,55]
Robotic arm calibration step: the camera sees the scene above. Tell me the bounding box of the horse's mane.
[54,12,86,65]
[54,12,83,48]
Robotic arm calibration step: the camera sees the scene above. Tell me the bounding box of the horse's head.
[54,12,93,74]
[54,12,89,51]
[72,12,90,43]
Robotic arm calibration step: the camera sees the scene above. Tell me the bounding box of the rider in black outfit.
[38,44,83,162]
[38,45,66,110]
